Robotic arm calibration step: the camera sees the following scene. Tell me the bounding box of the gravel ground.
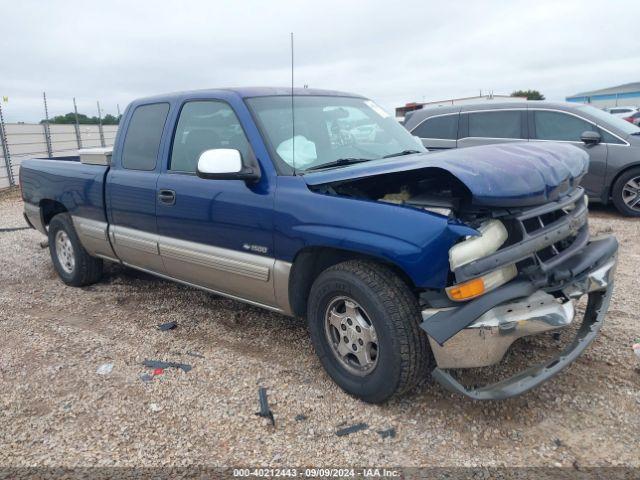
[0,186,638,468]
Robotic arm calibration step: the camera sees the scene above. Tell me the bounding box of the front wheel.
[611,167,640,217]
[307,260,431,403]
[48,213,103,287]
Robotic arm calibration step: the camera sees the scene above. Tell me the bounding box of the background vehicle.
[404,101,640,216]
[605,106,639,118]
[625,111,640,125]
[19,88,617,403]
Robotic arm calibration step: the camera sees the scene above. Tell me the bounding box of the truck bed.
[20,157,110,225]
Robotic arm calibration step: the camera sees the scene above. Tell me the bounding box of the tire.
[611,167,640,217]
[307,260,431,403]
[48,213,103,287]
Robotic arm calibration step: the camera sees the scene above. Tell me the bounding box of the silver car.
[404,101,640,216]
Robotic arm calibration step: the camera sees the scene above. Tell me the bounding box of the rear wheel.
[48,213,103,286]
[612,167,640,217]
[307,260,431,403]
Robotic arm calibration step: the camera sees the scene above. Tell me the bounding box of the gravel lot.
[0,186,638,468]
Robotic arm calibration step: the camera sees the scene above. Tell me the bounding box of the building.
[395,93,525,119]
[566,82,640,109]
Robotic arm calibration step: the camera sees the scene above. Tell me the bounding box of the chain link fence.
[0,94,119,190]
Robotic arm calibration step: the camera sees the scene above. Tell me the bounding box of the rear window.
[609,108,632,114]
[412,114,458,140]
[122,103,170,171]
[467,111,523,139]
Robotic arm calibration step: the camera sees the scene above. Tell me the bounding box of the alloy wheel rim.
[55,230,75,274]
[324,296,379,376]
[622,176,640,211]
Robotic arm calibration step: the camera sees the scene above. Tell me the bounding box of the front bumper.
[421,235,617,400]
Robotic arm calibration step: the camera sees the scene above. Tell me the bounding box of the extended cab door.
[155,99,277,307]
[457,109,528,148]
[106,102,170,273]
[528,109,607,197]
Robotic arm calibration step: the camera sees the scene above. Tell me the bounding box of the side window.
[122,103,170,171]
[170,101,250,173]
[412,115,458,140]
[599,128,625,145]
[467,111,522,139]
[533,111,595,142]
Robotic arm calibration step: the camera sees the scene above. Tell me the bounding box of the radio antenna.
[290,32,296,175]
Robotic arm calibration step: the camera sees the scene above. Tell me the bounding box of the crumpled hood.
[303,142,589,207]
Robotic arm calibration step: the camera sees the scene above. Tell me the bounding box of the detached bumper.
[421,235,617,400]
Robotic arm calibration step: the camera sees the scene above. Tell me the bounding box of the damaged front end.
[304,143,616,400]
[421,187,617,400]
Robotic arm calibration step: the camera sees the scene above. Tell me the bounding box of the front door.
[529,109,608,197]
[155,99,277,307]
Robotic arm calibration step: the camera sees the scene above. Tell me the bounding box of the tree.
[511,90,545,101]
[41,112,121,125]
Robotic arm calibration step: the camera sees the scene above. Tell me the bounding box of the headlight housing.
[447,219,515,302]
[449,219,508,270]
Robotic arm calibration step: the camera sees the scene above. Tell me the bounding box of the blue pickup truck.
[20,87,618,402]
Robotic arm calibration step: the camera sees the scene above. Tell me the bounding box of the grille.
[509,188,588,273]
[453,187,589,283]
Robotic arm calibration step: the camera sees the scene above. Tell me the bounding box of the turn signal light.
[446,277,485,301]
[446,264,518,302]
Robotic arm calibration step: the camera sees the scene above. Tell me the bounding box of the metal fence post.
[73,97,83,150]
[0,102,14,186]
[42,92,53,157]
[96,101,105,147]
[73,97,82,149]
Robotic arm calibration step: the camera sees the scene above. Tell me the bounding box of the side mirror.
[581,130,601,146]
[196,149,261,182]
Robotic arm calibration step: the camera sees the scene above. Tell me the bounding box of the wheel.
[611,167,640,217]
[307,260,430,403]
[48,213,103,286]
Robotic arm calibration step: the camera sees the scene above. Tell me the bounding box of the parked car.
[404,101,640,216]
[20,88,617,402]
[625,111,640,126]
[605,106,639,118]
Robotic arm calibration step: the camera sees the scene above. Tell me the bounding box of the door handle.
[158,189,176,205]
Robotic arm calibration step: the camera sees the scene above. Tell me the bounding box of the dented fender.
[274,176,477,289]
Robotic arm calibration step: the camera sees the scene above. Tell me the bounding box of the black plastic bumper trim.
[431,284,612,400]
[421,280,537,346]
[422,236,618,346]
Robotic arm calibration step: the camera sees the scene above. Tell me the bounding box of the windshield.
[246,95,426,173]
[577,105,640,136]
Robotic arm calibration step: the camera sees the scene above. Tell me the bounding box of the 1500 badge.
[243,243,268,254]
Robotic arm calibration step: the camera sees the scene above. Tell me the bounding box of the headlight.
[449,219,508,270]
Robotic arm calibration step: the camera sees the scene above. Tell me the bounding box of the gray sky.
[1,0,639,122]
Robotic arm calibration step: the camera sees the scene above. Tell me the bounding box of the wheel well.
[608,163,640,201]
[288,246,416,317]
[39,200,67,226]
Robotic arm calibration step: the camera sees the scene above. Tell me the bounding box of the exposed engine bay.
[308,168,492,224]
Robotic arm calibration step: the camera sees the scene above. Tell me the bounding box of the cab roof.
[133,87,365,104]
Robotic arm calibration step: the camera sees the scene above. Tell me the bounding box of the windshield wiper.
[306,158,372,171]
[631,131,640,136]
[382,149,422,159]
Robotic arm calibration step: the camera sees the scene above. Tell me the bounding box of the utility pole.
[42,92,53,157]
[0,102,14,186]
[96,101,105,147]
[73,97,83,149]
